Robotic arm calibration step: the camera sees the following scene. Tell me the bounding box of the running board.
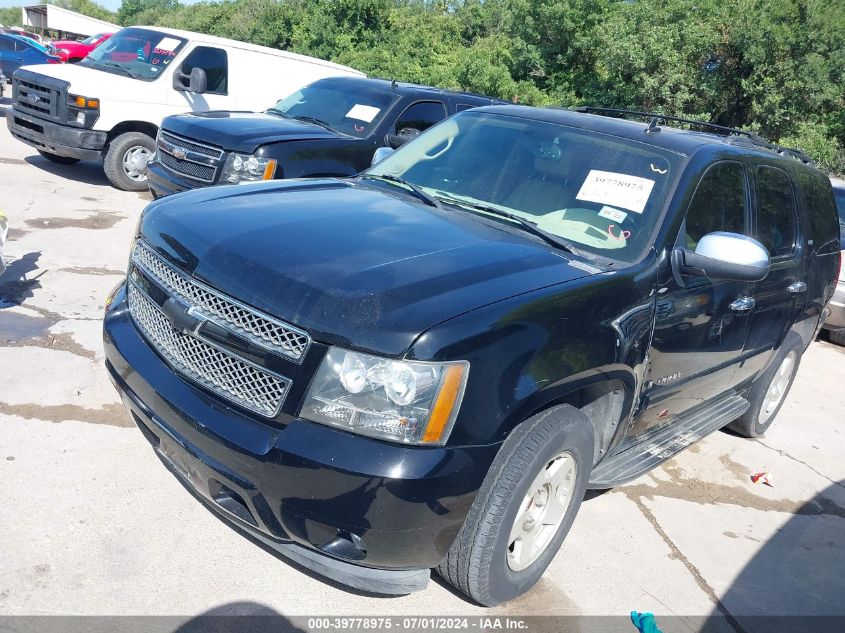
[589,393,750,488]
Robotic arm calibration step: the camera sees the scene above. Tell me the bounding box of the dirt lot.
[1,95,844,628]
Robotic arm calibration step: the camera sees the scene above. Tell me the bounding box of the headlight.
[222,152,277,183]
[301,347,469,446]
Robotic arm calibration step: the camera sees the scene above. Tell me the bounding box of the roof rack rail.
[574,106,814,165]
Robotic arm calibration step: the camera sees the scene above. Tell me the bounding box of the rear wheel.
[104,131,155,191]
[436,404,593,606]
[829,329,845,346]
[728,333,802,437]
[37,150,79,165]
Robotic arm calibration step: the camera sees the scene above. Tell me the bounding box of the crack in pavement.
[754,439,845,490]
[629,494,748,633]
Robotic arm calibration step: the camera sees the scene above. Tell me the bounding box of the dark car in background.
[145,76,504,198]
[0,32,61,77]
[104,106,840,606]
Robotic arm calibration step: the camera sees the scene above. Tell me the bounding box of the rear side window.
[834,187,845,249]
[181,46,228,94]
[755,166,798,257]
[457,103,478,112]
[0,38,12,52]
[684,161,747,250]
[395,101,447,134]
[798,173,840,254]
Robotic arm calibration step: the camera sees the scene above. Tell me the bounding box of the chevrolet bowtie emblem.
[161,296,206,335]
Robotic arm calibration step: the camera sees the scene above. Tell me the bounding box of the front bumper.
[146,158,203,198]
[103,285,498,593]
[6,108,106,161]
[822,280,845,331]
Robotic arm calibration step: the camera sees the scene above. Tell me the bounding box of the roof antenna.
[645,117,661,134]
[391,78,397,88]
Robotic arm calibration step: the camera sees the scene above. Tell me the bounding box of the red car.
[51,32,112,63]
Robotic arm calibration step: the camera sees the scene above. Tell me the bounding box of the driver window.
[181,46,228,94]
[394,101,447,135]
[684,161,748,250]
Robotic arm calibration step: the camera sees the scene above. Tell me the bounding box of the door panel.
[633,161,754,437]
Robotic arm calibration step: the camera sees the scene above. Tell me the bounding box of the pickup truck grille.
[127,283,291,417]
[13,76,65,122]
[156,130,224,183]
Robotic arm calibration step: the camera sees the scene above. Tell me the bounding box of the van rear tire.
[104,131,155,191]
[37,150,79,165]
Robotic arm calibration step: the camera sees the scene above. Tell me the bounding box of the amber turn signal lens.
[262,159,277,180]
[74,96,86,107]
[422,364,467,444]
[87,99,99,108]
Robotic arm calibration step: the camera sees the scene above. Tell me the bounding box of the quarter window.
[684,161,747,250]
[394,101,447,134]
[798,173,840,254]
[180,46,228,94]
[755,166,797,257]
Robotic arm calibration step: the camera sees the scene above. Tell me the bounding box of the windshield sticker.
[155,37,181,53]
[650,163,668,175]
[345,104,381,123]
[597,206,628,223]
[576,170,655,214]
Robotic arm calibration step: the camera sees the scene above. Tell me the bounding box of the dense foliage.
[6,0,845,173]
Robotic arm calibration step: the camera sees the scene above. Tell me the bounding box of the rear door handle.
[730,296,756,312]
[788,281,807,294]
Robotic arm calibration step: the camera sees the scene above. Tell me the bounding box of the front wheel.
[104,131,155,191]
[437,405,593,606]
[37,150,79,165]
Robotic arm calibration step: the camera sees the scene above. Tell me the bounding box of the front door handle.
[788,281,807,294]
[730,296,756,312]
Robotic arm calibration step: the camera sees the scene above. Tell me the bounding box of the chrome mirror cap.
[694,232,770,267]
[371,146,394,167]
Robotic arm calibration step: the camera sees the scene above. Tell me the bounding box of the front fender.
[408,255,659,447]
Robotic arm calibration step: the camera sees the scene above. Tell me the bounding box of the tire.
[103,131,155,191]
[728,333,803,438]
[829,329,845,347]
[436,404,594,606]
[37,150,79,165]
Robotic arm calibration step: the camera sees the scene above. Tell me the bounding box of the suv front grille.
[127,283,290,417]
[156,130,224,183]
[14,77,64,122]
[132,240,311,362]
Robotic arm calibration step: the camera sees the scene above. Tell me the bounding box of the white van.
[5,26,364,190]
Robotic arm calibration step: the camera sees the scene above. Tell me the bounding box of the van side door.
[168,45,230,112]
[732,161,805,384]
[633,161,756,436]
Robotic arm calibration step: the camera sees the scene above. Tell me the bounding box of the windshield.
[271,79,397,138]
[367,111,683,262]
[83,28,186,81]
[81,33,106,45]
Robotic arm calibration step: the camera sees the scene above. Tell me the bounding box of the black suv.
[146,76,503,197]
[103,106,840,606]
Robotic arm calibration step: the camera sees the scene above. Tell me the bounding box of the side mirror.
[173,67,207,93]
[671,231,770,284]
[371,146,394,166]
[386,127,420,149]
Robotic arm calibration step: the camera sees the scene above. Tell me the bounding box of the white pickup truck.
[5,26,363,190]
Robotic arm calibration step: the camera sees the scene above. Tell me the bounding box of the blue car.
[0,33,61,78]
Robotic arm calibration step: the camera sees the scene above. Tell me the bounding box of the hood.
[19,63,163,103]
[161,111,340,153]
[52,40,85,48]
[139,179,602,356]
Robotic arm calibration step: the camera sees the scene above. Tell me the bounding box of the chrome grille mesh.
[132,241,310,362]
[158,152,215,182]
[127,283,289,417]
[159,131,223,158]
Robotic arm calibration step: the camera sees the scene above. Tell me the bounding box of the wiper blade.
[293,115,335,131]
[360,174,442,209]
[265,108,291,118]
[102,61,140,79]
[435,194,591,257]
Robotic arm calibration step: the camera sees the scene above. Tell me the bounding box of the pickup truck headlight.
[222,152,277,183]
[67,93,99,127]
[302,347,469,446]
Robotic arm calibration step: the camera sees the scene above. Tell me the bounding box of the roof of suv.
[325,75,506,104]
[472,105,823,173]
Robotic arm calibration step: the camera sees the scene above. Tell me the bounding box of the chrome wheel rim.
[506,451,577,572]
[759,351,796,424]
[122,146,151,181]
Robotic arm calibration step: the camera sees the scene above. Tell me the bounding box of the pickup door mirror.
[371,146,394,166]
[385,127,421,149]
[173,67,207,94]
[672,231,770,284]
